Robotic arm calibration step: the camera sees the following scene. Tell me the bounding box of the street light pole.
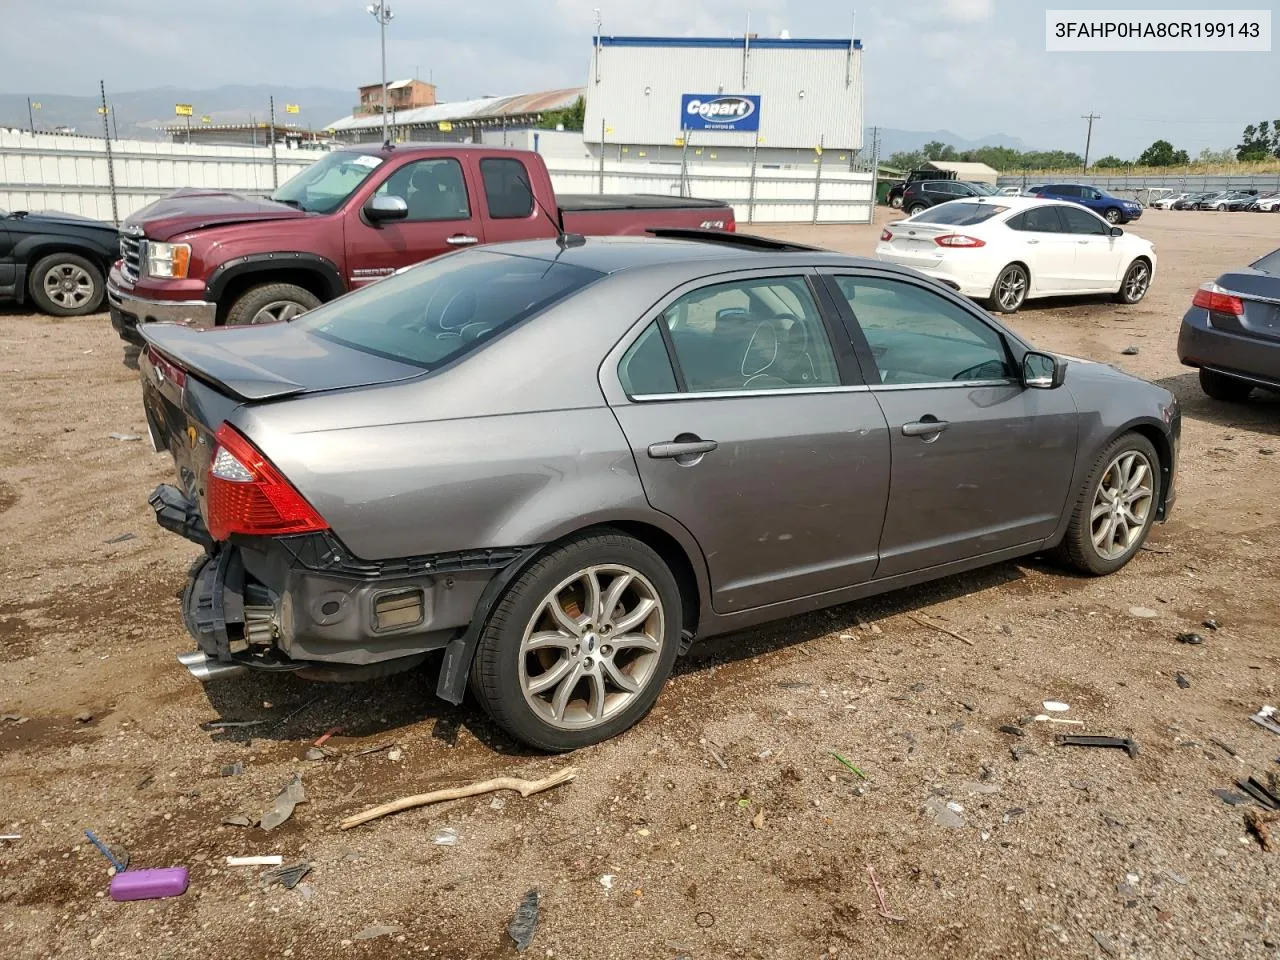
[367,3,394,143]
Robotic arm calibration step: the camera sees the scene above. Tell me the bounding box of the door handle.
[1026,239,1039,244]
[901,418,949,438]
[446,235,479,246]
[648,438,718,460]
[1077,239,1091,245]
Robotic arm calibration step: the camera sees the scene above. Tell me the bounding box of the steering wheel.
[951,359,1008,381]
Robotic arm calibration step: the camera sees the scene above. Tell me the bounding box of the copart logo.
[686,96,756,121]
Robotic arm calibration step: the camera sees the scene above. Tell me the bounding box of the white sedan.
[874,196,1156,313]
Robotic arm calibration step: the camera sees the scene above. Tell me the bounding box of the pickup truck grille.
[119,234,143,283]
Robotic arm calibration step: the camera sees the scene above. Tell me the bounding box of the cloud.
[939,0,994,22]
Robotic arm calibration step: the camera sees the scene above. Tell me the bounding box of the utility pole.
[1081,112,1100,172]
[100,81,119,225]
[367,3,395,144]
[269,96,279,188]
[27,97,35,132]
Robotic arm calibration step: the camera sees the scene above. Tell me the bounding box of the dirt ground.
[2,208,1279,960]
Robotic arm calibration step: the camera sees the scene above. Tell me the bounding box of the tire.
[1198,368,1253,403]
[1055,432,1161,576]
[1103,207,1122,224]
[907,203,927,216]
[469,531,683,752]
[224,282,321,326]
[988,263,1028,313]
[1114,259,1151,304]
[27,252,105,317]
[889,194,903,209]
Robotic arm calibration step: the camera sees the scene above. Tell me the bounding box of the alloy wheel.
[1089,450,1154,561]
[248,300,308,324]
[518,564,665,730]
[1105,209,1121,223]
[1123,262,1150,302]
[997,268,1026,310]
[43,263,95,309]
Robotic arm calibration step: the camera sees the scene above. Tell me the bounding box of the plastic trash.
[110,867,188,901]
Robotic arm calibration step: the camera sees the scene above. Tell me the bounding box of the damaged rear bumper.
[151,483,536,697]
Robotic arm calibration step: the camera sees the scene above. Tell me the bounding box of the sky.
[0,0,1273,157]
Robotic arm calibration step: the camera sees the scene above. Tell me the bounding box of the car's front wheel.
[225,282,321,326]
[1056,432,1161,576]
[1114,259,1151,304]
[28,253,105,317]
[470,531,683,752]
[1103,207,1123,224]
[889,194,903,209]
[1198,368,1253,402]
[989,263,1028,313]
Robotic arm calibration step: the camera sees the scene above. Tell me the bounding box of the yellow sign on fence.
[438,121,452,132]
[175,104,193,117]
[201,116,212,124]
[285,103,300,114]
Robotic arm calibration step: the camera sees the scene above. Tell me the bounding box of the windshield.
[270,151,385,214]
[293,250,603,369]
[968,182,998,196]
[911,202,1008,225]
[1252,248,1280,275]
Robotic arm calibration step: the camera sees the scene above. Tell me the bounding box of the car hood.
[3,210,118,237]
[123,188,310,241]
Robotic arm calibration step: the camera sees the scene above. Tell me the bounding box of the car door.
[1057,205,1120,291]
[820,270,1079,578]
[343,156,485,288]
[0,223,15,297]
[475,154,559,245]
[605,271,892,613]
[1005,205,1077,294]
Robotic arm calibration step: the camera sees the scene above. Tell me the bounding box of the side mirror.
[1023,351,1066,390]
[365,194,408,224]
[1110,226,1123,237]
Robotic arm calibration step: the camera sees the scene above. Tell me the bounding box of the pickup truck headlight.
[145,242,191,279]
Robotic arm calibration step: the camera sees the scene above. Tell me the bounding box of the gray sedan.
[138,230,1181,751]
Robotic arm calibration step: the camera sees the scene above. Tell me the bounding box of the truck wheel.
[28,253,105,317]
[225,283,321,326]
[889,194,903,209]
[469,531,682,752]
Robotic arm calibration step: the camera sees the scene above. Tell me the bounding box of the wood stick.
[338,767,578,830]
[909,613,976,647]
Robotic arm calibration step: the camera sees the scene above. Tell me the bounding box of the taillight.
[935,234,986,248]
[880,228,893,242]
[1191,282,1243,316]
[144,345,187,388]
[206,423,327,541]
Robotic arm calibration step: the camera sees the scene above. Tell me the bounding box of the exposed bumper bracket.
[149,483,213,550]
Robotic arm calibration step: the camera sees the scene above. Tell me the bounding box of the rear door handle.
[1026,239,1039,244]
[901,419,949,438]
[648,439,718,460]
[1077,239,1091,245]
[447,235,479,246]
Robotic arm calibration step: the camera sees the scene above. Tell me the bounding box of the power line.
[1081,112,1100,172]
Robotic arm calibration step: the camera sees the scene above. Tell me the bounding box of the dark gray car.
[138,231,1181,751]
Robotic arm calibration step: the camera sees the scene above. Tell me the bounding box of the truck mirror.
[366,194,409,223]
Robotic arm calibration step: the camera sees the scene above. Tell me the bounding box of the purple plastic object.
[109,867,189,901]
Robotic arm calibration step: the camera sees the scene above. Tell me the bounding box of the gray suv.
[139,231,1181,751]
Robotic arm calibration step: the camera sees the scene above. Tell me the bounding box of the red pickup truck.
[108,144,735,344]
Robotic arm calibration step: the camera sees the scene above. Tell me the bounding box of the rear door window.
[480,157,536,219]
[1007,205,1065,232]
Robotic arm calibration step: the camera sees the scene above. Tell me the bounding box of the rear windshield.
[293,251,602,369]
[1252,248,1280,275]
[911,202,1008,225]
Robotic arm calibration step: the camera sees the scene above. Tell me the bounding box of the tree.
[922,140,957,161]
[1091,155,1126,169]
[1236,121,1272,162]
[1136,139,1188,166]
[1197,147,1236,164]
[885,149,926,171]
[538,96,585,132]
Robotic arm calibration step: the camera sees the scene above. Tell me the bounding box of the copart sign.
[680,94,761,132]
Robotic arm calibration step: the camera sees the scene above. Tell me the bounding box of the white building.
[583,34,864,168]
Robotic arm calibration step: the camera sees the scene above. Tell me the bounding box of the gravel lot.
[2,208,1278,960]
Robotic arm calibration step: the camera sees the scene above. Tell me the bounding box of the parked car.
[1,207,119,316]
[1177,245,1280,402]
[1173,193,1215,210]
[107,145,735,346]
[875,196,1155,313]
[1150,193,1189,210]
[886,168,957,209]
[1030,184,1143,224]
[1195,191,1255,211]
[137,228,1180,751]
[900,180,993,215]
[1250,193,1280,212]
[1224,191,1261,211]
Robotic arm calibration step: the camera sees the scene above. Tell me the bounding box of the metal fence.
[994,171,1280,204]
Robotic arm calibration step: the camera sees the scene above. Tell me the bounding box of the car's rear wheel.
[225,282,321,326]
[1103,207,1122,224]
[1056,432,1161,576]
[1114,259,1151,304]
[907,203,926,216]
[889,194,903,209]
[988,264,1028,313]
[470,531,682,752]
[28,253,105,317]
[1198,368,1253,403]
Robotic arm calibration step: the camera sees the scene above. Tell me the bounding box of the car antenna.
[519,175,584,248]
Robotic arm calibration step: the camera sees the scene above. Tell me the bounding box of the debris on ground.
[999,724,1026,738]
[1176,673,1191,689]
[1054,734,1139,759]
[260,861,311,890]
[1238,775,1280,810]
[1091,931,1120,956]
[507,889,540,953]
[221,814,254,828]
[924,796,965,829]
[1128,606,1158,618]
[751,809,765,830]
[909,612,975,646]
[433,828,459,846]
[312,726,343,747]
[84,829,129,873]
[1034,714,1084,726]
[386,747,403,762]
[260,774,306,831]
[1211,789,1251,806]
[1121,346,1139,356]
[355,741,395,757]
[2,714,30,724]
[599,875,614,890]
[702,740,727,769]
[866,864,904,921]
[74,712,93,723]
[1042,701,1070,713]
[226,855,283,867]
[200,718,270,731]
[1209,737,1239,758]
[1250,706,1280,736]
[102,533,136,544]
[354,924,403,941]
[108,433,142,442]
[0,834,20,841]
[219,763,244,777]
[109,867,189,902]
[339,767,578,830]
[1176,632,1205,645]
[830,752,868,779]
[1244,808,1279,852]
[1203,618,1220,630]
[303,747,333,762]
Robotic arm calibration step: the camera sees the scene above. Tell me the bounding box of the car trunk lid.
[880,220,954,259]
[1207,269,1280,343]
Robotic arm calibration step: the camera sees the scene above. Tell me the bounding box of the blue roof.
[599,36,861,50]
